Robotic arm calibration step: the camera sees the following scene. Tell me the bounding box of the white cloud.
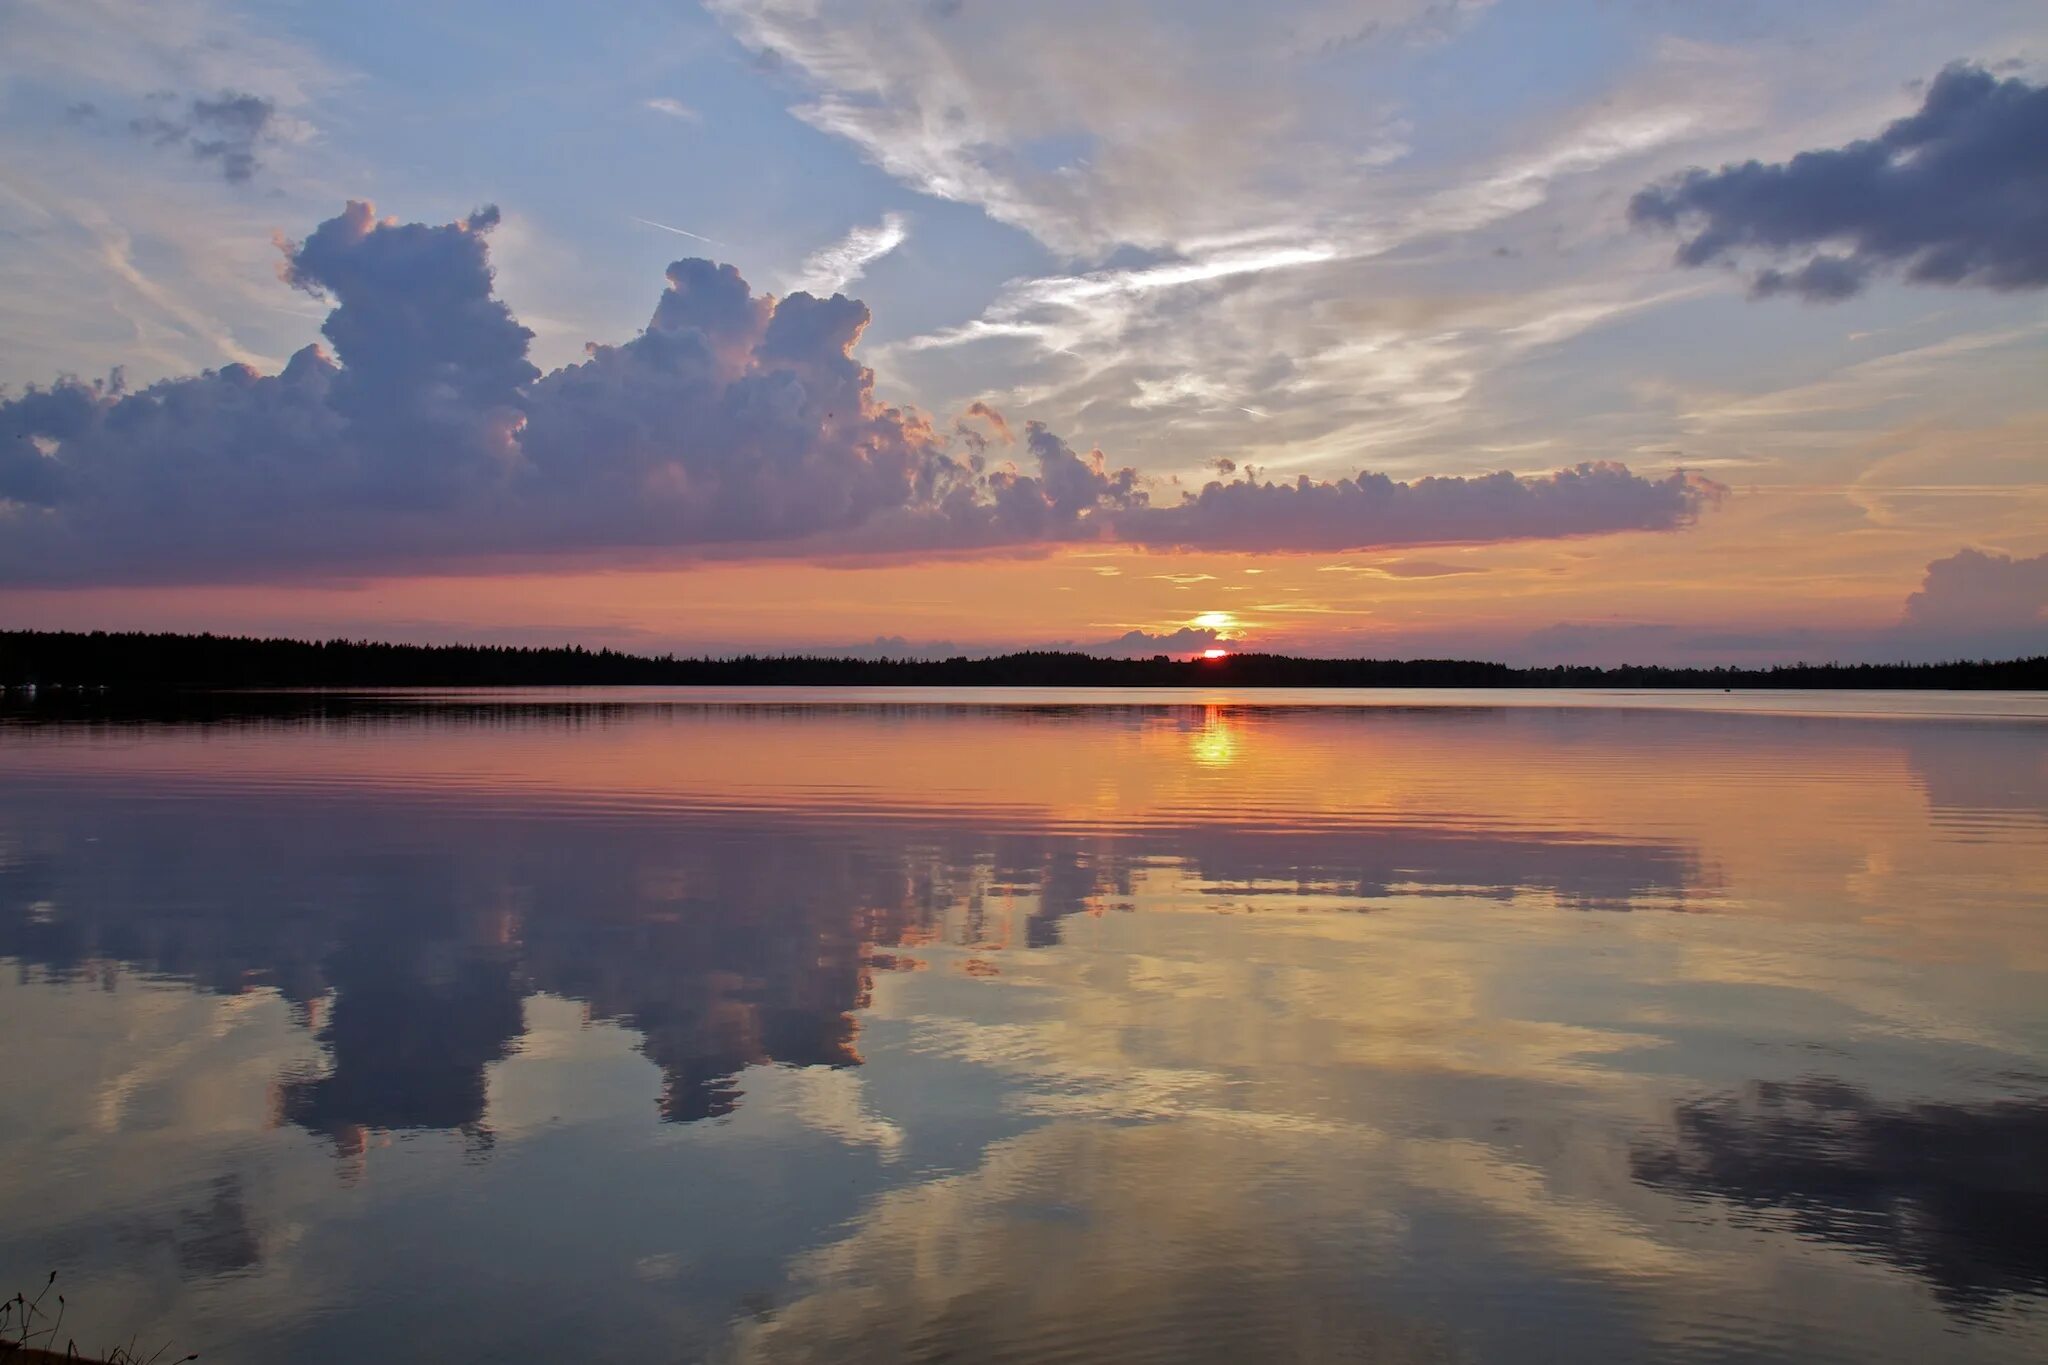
[0,0,339,106]
[643,96,700,122]
[705,0,1469,257]
[785,212,910,297]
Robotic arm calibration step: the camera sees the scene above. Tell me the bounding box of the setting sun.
[1200,648,1230,660]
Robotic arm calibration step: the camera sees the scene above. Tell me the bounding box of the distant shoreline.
[4,629,2044,691]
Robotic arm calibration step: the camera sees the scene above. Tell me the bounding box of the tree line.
[2,629,2043,690]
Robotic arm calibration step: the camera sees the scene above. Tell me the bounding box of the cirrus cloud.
[785,213,910,297]
[643,97,700,123]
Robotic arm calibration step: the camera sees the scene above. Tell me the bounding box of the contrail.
[631,215,723,247]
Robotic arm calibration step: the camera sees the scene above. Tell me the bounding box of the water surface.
[2,690,2044,1363]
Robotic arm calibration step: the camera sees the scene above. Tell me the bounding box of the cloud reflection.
[0,702,1712,1149]
[0,696,2042,1364]
[1632,1077,2048,1312]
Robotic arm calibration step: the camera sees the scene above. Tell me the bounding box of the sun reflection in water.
[1190,704,1239,767]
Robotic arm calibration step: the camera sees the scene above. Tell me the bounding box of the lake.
[2,689,2044,1363]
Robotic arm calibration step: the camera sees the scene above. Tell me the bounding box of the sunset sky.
[2,0,2044,663]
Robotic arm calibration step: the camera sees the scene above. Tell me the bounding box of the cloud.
[0,201,1080,581]
[1632,1078,2048,1309]
[516,256,946,552]
[1319,559,1487,579]
[951,399,1014,458]
[643,97,700,123]
[0,201,1721,585]
[1117,463,1722,553]
[784,212,909,296]
[819,419,1146,558]
[703,0,1480,256]
[282,202,537,489]
[1901,547,2048,635]
[1631,63,2048,300]
[1492,547,2048,666]
[1084,626,1225,658]
[711,2,1743,483]
[128,89,279,183]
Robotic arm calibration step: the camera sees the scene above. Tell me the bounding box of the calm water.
[1,689,2044,1364]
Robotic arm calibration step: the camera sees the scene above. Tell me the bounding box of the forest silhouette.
[3,629,2044,691]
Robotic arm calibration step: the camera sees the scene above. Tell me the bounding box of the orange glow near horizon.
[1201,648,1230,659]
[2,481,2045,663]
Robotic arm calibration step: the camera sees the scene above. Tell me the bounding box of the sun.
[1200,648,1230,660]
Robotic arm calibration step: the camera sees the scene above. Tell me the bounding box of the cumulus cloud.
[1117,463,1721,553]
[129,89,279,183]
[0,201,1720,585]
[1,202,900,580]
[284,201,537,496]
[785,213,910,296]
[1901,547,2048,636]
[0,201,1105,581]
[1631,63,2048,300]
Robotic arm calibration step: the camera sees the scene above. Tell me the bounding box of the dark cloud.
[1632,1077,2048,1311]
[0,200,1721,585]
[1115,462,1721,553]
[1631,63,2048,300]
[126,89,279,183]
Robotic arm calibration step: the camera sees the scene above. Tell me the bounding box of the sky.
[0,0,2043,664]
